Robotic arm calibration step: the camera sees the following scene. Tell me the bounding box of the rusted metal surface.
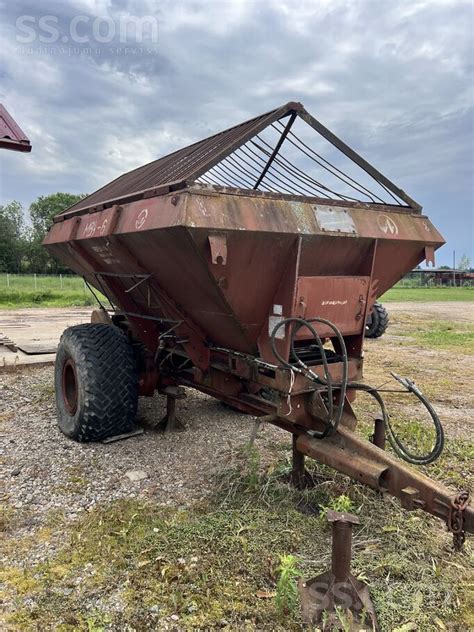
[44,104,473,551]
[56,101,421,220]
[156,386,186,432]
[45,189,443,362]
[296,428,474,534]
[449,491,471,551]
[0,104,31,152]
[61,358,78,415]
[371,417,386,450]
[299,510,378,629]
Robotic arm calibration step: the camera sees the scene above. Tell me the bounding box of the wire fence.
[0,273,88,293]
[0,272,472,293]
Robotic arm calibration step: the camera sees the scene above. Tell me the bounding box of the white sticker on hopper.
[269,315,285,339]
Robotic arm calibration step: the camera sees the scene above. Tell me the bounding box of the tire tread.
[55,324,138,442]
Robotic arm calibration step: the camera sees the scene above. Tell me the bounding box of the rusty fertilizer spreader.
[44,101,472,547]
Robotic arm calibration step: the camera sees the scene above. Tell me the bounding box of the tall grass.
[0,274,96,308]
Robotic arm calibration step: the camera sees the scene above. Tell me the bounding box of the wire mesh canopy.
[59,101,420,220]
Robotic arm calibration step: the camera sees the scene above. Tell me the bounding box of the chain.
[448,491,470,551]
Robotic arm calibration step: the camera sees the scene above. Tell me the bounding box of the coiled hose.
[271,317,348,439]
[270,316,444,464]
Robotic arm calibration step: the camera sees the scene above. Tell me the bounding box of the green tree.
[0,201,27,272]
[28,192,86,273]
[29,192,86,236]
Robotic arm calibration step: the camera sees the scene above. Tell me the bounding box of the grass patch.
[0,274,104,308]
[2,442,473,631]
[0,288,96,308]
[412,321,474,352]
[384,318,474,354]
[381,287,474,302]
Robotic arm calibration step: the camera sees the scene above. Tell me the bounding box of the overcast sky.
[0,0,472,265]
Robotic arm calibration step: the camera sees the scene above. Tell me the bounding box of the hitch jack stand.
[299,509,378,630]
[370,416,385,450]
[291,434,306,489]
[156,386,186,432]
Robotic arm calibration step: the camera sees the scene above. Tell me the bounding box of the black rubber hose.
[270,316,349,438]
[271,317,334,438]
[347,380,444,465]
[270,316,444,465]
[300,317,349,435]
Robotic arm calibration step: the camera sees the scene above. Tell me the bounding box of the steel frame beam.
[173,348,472,540]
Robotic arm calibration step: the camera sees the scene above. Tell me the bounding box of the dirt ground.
[384,300,472,322]
[363,301,473,439]
[1,301,473,630]
[0,308,91,367]
[1,300,472,526]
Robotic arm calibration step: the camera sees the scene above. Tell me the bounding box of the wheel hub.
[62,358,78,415]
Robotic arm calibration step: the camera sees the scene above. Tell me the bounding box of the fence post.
[6,273,9,288]
[60,274,63,289]
[34,273,37,290]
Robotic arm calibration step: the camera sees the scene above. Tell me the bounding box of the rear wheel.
[55,323,138,441]
[365,302,389,339]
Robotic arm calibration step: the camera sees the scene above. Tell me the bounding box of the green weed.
[275,554,300,616]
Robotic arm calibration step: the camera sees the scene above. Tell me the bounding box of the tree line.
[0,192,86,274]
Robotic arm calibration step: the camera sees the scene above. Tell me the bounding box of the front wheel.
[55,323,138,442]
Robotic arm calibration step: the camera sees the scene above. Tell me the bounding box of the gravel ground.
[383,301,473,322]
[1,301,473,631]
[1,300,472,579]
[1,366,287,562]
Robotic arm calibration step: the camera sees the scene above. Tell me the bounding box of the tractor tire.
[365,302,389,339]
[55,323,138,442]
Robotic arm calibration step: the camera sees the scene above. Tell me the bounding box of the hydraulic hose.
[270,316,348,439]
[270,316,444,464]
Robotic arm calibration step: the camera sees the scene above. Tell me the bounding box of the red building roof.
[0,104,31,152]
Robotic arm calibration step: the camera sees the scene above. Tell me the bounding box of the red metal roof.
[0,105,31,152]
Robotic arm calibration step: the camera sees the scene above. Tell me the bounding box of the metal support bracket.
[156,386,187,432]
[208,234,227,265]
[299,509,378,629]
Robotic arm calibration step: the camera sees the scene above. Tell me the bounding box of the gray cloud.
[0,0,472,264]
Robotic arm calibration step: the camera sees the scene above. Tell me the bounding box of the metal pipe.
[331,520,352,583]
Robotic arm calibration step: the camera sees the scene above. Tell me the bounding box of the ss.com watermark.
[15,14,159,55]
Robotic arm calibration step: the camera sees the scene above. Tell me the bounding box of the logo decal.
[377,214,398,235]
[135,208,148,230]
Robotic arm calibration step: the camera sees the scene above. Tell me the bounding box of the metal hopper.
[44,102,472,549]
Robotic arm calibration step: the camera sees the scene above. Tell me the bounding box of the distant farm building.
[406,268,474,286]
